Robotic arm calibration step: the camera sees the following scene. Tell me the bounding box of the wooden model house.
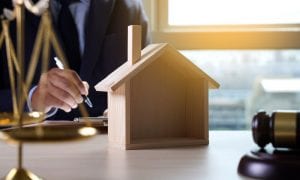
[95,25,219,149]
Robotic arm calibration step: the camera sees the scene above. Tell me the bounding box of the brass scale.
[0,0,98,179]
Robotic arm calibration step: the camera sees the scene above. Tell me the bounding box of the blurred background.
[142,0,300,130]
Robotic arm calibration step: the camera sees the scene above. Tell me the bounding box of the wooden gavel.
[252,110,300,149]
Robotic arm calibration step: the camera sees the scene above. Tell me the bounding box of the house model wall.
[95,25,219,149]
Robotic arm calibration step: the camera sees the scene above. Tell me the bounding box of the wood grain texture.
[95,34,219,149]
[128,25,141,65]
[130,57,186,140]
[127,138,208,149]
[186,79,209,140]
[107,83,130,149]
[126,56,210,149]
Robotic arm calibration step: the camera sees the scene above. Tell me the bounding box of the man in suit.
[0,0,150,120]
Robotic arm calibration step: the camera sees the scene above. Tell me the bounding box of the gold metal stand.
[1,2,42,179]
[4,168,41,180]
[0,1,97,179]
[2,141,42,180]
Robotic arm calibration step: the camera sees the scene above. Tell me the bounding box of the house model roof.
[95,43,220,92]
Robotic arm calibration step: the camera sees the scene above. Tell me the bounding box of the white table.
[0,131,256,180]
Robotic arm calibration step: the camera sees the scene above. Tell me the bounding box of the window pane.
[169,0,300,25]
[181,50,300,130]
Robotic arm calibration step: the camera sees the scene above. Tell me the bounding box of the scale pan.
[0,112,44,127]
[0,126,97,143]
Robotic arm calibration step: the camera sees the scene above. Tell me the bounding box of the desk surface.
[0,131,255,180]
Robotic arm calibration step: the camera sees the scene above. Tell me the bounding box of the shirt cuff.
[27,86,58,118]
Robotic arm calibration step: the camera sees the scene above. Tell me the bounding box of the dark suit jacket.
[0,0,150,120]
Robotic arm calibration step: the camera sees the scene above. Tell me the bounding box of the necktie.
[57,0,81,73]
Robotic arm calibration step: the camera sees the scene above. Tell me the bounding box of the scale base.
[3,168,42,180]
[238,149,300,179]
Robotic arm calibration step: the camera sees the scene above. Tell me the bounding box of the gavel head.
[252,111,272,149]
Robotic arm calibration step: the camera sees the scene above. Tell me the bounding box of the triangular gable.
[161,44,219,89]
[95,43,219,92]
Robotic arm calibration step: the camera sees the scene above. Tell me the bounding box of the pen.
[54,57,93,108]
[73,116,108,126]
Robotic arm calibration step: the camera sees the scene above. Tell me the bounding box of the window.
[169,0,300,26]
[144,0,300,49]
[142,0,300,130]
[183,50,300,130]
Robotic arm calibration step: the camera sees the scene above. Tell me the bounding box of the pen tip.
[84,97,93,108]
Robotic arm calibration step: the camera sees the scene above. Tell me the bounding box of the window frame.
[145,0,300,50]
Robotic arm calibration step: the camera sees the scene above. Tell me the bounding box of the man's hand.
[31,68,89,113]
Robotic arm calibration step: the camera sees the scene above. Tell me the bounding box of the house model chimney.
[128,25,141,65]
